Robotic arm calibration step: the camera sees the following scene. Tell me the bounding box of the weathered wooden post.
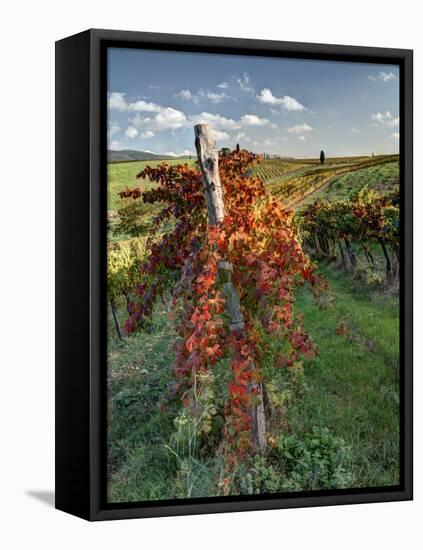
[194,123,267,454]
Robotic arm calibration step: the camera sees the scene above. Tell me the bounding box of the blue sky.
[107,47,399,158]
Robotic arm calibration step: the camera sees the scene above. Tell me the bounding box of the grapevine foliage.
[120,150,326,460]
[299,187,399,274]
[107,237,148,302]
[300,187,399,246]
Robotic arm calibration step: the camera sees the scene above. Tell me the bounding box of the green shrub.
[276,427,354,491]
[231,426,354,496]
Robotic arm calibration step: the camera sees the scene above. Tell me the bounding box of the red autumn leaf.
[186,332,198,353]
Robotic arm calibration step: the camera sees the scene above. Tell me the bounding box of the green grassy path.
[293,264,399,487]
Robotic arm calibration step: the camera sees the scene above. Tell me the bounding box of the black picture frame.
[55,28,413,521]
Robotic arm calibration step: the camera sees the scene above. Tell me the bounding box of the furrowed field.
[107,153,400,502]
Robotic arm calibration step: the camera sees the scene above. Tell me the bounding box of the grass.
[107,301,227,501]
[107,302,180,502]
[293,263,399,487]
[107,261,399,501]
[108,158,196,210]
[258,155,398,208]
[309,161,399,202]
[107,158,196,242]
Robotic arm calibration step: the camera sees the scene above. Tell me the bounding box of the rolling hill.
[108,149,191,162]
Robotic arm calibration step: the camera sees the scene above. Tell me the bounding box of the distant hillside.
[108,149,190,162]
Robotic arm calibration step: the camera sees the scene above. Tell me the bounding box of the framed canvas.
[55,29,413,521]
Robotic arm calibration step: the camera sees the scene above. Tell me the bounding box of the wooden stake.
[110,298,123,341]
[194,124,267,454]
[194,124,225,225]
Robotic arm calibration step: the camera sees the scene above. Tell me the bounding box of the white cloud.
[109,93,170,114]
[109,89,255,142]
[211,130,230,141]
[130,107,245,136]
[380,72,396,81]
[256,88,305,111]
[391,132,400,140]
[175,89,204,104]
[371,111,391,123]
[237,72,254,93]
[164,149,195,157]
[192,112,270,132]
[352,128,360,134]
[240,114,270,126]
[175,89,194,101]
[110,140,122,150]
[256,89,279,105]
[217,82,229,89]
[108,94,168,115]
[368,71,396,82]
[371,111,399,127]
[128,100,162,112]
[111,90,280,142]
[298,136,307,141]
[175,88,233,104]
[125,126,139,139]
[190,112,239,130]
[235,132,251,143]
[129,113,144,127]
[206,91,232,103]
[131,107,188,132]
[108,92,128,111]
[288,123,313,133]
[108,122,120,138]
[144,149,156,154]
[270,123,277,129]
[155,108,187,129]
[282,96,305,111]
